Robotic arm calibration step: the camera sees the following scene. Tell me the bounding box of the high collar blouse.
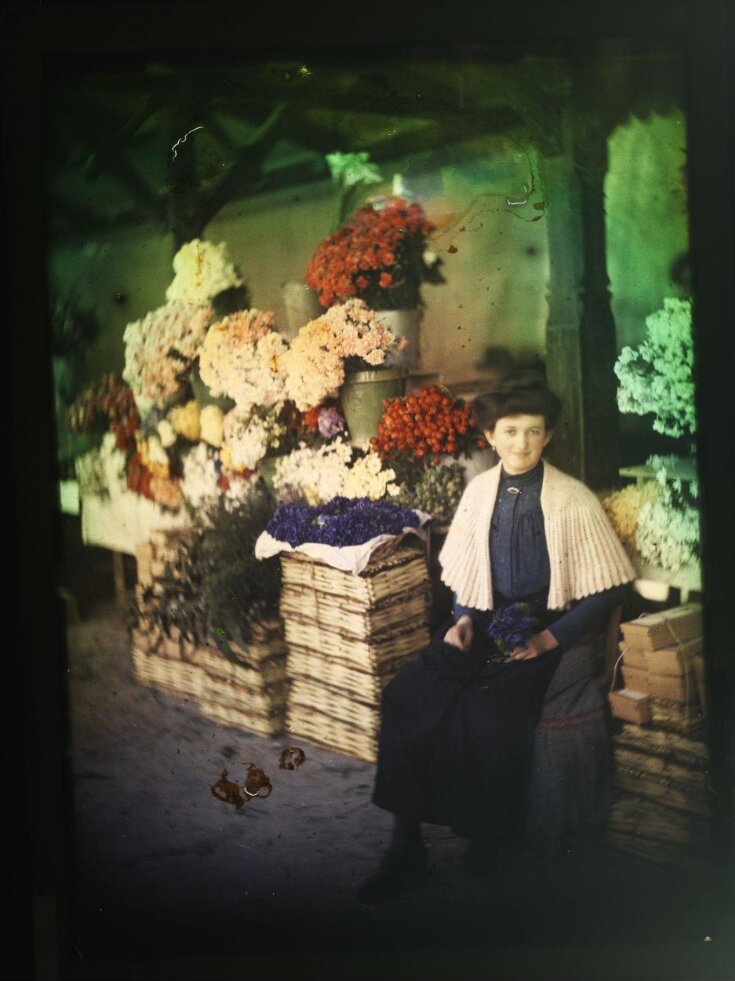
[490,460,550,600]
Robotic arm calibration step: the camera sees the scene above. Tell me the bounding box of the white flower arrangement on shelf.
[197,310,288,410]
[166,239,243,306]
[636,490,700,573]
[75,432,128,499]
[272,437,397,505]
[614,297,696,438]
[123,301,214,411]
[634,454,700,573]
[220,406,287,473]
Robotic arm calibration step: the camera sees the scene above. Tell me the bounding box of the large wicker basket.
[131,530,288,736]
[279,541,431,762]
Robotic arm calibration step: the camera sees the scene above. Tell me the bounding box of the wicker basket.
[283,620,425,673]
[278,541,430,761]
[286,705,378,762]
[280,545,429,606]
[198,700,286,737]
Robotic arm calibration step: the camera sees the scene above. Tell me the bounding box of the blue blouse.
[452,460,628,651]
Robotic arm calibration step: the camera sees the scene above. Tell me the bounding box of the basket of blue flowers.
[255,496,432,761]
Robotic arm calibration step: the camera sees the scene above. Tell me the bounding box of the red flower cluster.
[306,198,435,310]
[371,385,488,465]
[127,452,155,500]
[67,373,140,451]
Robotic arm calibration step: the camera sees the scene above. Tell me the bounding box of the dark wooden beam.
[194,104,290,231]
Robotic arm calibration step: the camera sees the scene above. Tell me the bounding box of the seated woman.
[358,375,634,904]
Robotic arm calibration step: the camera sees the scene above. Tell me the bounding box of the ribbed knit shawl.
[438,460,635,611]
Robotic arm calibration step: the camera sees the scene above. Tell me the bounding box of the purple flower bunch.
[486,602,538,654]
[317,406,346,439]
[266,496,419,548]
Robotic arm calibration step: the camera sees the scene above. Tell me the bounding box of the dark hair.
[472,371,562,432]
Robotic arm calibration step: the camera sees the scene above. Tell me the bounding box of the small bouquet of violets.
[486,602,538,661]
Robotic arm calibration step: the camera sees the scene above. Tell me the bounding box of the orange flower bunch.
[371,385,488,465]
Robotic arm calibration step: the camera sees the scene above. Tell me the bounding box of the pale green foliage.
[614,298,696,437]
[325,152,382,189]
[393,464,465,524]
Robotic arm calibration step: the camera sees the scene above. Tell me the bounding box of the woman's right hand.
[444,615,474,651]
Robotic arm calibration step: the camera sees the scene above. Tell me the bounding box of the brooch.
[507,486,521,494]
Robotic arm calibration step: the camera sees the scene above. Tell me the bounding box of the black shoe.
[462,839,496,878]
[357,843,428,906]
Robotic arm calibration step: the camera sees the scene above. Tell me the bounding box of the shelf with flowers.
[606,298,700,602]
[305,196,444,369]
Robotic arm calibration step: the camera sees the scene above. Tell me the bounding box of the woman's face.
[485,414,552,475]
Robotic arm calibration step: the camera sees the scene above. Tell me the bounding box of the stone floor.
[57,589,735,980]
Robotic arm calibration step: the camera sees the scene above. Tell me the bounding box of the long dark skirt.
[372,620,563,843]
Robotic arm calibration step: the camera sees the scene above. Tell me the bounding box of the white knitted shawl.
[438,460,635,611]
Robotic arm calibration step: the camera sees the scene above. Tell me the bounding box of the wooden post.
[112,551,127,604]
[571,57,622,490]
[539,64,622,488]
[538,142,586,480]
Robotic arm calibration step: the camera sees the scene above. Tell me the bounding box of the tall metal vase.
[340,369,406,449]
[374,309,422,370]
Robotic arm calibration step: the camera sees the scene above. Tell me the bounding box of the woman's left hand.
[509,629,559,661]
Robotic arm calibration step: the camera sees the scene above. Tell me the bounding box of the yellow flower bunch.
[200,405,224,448]
[169,400,201,442]
[601,481,660,555]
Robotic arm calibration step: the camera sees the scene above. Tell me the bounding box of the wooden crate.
[620,604,703,651]
[621,666,698,704]
[609,688,652,725]
[619,636,702,676]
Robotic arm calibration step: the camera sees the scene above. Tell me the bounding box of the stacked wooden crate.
[279,542,431,762]
[606,603,709,868]
[131,529,288,736]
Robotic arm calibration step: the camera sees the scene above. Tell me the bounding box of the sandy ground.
[61,595,732,980]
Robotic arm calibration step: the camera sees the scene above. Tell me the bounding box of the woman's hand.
[509,629,559,661]
[444,615,474,651]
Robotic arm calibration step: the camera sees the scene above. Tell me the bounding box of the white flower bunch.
[166,239,243,305]
[221,407,286,472]
[272,438,354,505]
[181,442,221,509]
[272,438,398,504]
[614,298,696,437]
[123,301,214,410]
[341,451,399,499]
[323,299,395,365]
[636,490,700,572]
[635,454,700,572]
[198,310,288,410]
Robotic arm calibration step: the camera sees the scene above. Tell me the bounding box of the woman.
[358,376,635,905]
